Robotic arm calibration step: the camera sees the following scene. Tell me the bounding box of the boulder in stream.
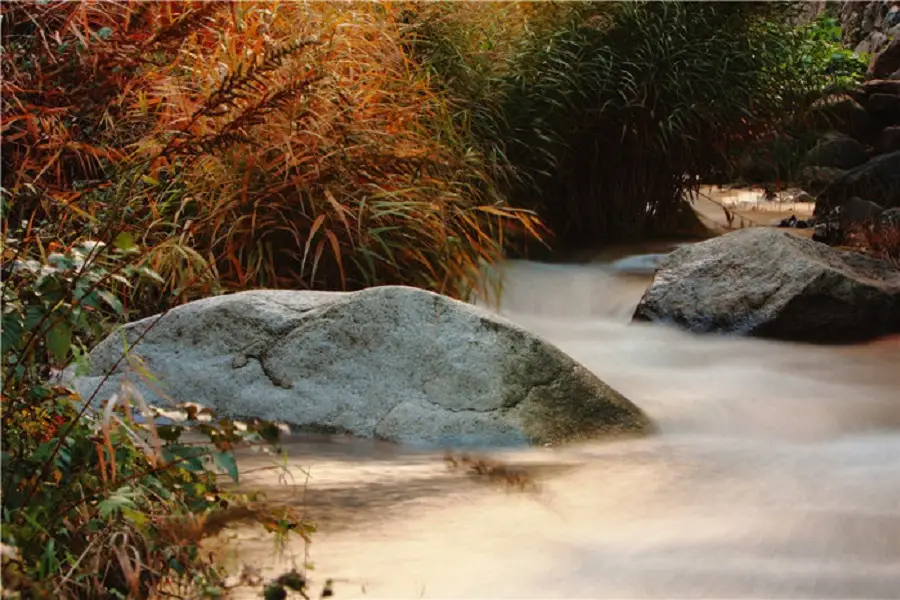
[69,286,651,446]
[632,228,900,343]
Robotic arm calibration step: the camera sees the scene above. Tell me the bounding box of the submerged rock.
[609,253,669,276]
[70,286,651,446]
[633,228,900,343]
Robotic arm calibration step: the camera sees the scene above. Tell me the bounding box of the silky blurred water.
[228,252,900,599]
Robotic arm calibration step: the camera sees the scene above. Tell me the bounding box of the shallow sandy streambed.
[224,246,900,599]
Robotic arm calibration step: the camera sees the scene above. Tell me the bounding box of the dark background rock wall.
[838,0,900,56]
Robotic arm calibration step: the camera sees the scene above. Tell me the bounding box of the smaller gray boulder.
[70,286,652,447]
[633,228,900,343]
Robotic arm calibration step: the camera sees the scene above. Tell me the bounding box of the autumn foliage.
[2,1,544,307]
[2,3,547,595]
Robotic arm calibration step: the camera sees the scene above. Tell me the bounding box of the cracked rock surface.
[633,228,900,343]
[70,286,650,446]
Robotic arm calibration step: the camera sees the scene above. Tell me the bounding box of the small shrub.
[0,227,308,598]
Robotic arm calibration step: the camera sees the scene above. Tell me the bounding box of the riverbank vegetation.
[1,1,866,597]
[403,2,868,245]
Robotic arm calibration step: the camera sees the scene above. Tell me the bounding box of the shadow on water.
[233,436,581,533]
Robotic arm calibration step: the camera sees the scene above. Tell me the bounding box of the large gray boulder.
[70,286,651,446]
[633,229,900,343]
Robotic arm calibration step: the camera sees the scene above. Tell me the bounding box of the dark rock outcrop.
[840,197,885,225]
[808,95,877,140]
[803,134,869,169]
[865,92,900,122]
[816,151,900,214]
[869,38,900,80]
[801,166,847,194]
[876,126,900,153]
[808,32,900,230]
[633,228,900,343]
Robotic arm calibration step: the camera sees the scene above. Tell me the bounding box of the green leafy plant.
[0,219,308,598]
[760,13,868,114]
[1,233,155,383]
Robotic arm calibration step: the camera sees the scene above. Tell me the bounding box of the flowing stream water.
[230,244,900,599]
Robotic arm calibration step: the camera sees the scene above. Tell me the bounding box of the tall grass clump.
[406,1,863,246]
[2,1,543,305]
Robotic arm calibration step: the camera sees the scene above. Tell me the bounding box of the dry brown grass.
[2,1,545,307]
[848,223,900,269]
